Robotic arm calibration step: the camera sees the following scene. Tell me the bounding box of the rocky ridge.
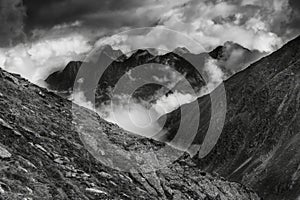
[160,35,300,200]
[0,67,260,199]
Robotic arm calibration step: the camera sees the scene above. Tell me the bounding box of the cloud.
[200,58,226,95]
[0,0,298,94]
[0,33,92,84]
[152,91,196,116]
[70,90,94,111]
[0,0,26,47]
[96,94,162,138]
[94,27,206,54]
[74,89,197,138]
[157,0,289,52]
[23,0,170,33]
[288,0,300,33]
[90,0,297,53]
[217,41,266,73]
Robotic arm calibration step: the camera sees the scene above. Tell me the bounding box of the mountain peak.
[98,45,124,60]
[131,49,153,57]
[173,47,191,55]
[209,41,251,59]
[208,45,224,59]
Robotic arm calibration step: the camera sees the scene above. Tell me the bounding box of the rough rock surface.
[0,68,259,199]
[161,36,300,200]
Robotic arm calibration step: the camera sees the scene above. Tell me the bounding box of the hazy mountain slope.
[160,36,300,200]
[174,42,265,80]
[0,68,259,199]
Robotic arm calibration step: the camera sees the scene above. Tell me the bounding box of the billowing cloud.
[0,33,92,84]
[0,0,298,90]
[90,0,299,54]
[200,58,226,95]
[157,0,291,52]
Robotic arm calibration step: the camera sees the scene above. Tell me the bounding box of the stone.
[85,188,107,195]
[0,145,11,159]
[0,118,12,129]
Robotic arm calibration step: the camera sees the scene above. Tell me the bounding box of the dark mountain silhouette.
[159,36,300,200]
[0,64,260,199]
[45,45,124,95]
[209,41,266,76]
[45,42,263,104]
[45,61,83,97]
[45,47,207,106]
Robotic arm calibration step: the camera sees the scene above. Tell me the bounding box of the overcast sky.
[0,0,299,82]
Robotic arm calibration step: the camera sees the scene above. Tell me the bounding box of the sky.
[0,0,299,83]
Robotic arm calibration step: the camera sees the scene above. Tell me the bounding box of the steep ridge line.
[0,67,260,199]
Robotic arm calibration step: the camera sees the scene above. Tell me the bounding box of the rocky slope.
[160,36,300,200]
[0,67,260,199]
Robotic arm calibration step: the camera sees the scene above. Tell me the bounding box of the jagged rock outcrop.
[0,66,259,199]
[45,45,124,95]
[160,36,300,200]
[45,61,83,94]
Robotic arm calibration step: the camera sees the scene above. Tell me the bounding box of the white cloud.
[92,0,287,54]
[152,91,196,116]
[70,90,95,111]
[200,58,226,95]
[0,33,92,84]
[95,90,197,138]
[158,0,285,52]
[94,0,291,53]
[94,26,206,54]
[52,21,83,30]
[97,94,162,138]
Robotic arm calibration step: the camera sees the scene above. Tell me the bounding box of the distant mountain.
[173,47,191,55]
[0,63,260,199]
[45,61,83,96]
[158,36,300,200]
[45,47,207,105]
[45,42,263,105]
[45,45,124,95]
[209,41,266,76]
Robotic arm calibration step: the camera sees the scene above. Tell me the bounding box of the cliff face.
[0,68,259,199]
[160,36,300,200]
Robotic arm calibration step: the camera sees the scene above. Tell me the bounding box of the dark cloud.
[289,0,300,32]
[0,0,26,46]
[23,0,156,32]
[290,0,300,11]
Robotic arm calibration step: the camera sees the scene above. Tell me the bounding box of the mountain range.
[45,41,264,103]
[0,36,299,199]
[0,57,259,199]
[45,36,300,200]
